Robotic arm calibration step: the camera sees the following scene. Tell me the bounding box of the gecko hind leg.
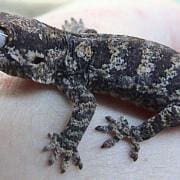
[96,102,180,161]
[62,17,97,34]
[95,116,140,161]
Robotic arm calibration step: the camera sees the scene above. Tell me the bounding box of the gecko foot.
[95,116,141,161]
[43,133,83,173]
[62,18,85,34]
[62,17,97,34]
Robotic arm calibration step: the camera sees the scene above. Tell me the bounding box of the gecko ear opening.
[0,29,8,48]
[32,56,45,64]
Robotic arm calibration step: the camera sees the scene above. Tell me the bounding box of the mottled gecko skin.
[0,12,179,173]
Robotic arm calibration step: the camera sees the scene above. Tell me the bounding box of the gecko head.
[0,12,60,84]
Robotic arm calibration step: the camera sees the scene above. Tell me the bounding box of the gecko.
[0,12,179,173]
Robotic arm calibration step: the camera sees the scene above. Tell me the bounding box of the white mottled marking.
[0,29,7,48]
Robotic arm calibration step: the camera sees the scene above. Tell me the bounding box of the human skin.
[0,0,180,179]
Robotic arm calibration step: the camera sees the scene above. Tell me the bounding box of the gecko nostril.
[0,29,8,48]
[32,56,45,64]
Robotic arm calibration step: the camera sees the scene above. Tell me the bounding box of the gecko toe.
[60,154,71,173]
[95,125,110,133]
[72,150,83,169]
[130,151,138,161]
[48,153,56,166]
[101,136,120,148]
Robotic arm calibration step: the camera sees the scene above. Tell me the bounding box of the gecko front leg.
[43,76,96,173]
[96,101,180,161]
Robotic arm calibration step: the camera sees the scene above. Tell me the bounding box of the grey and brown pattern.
[0,12,179,173]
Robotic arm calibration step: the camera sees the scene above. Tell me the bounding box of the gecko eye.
[32,56,45,64]
[0,29,8,48]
